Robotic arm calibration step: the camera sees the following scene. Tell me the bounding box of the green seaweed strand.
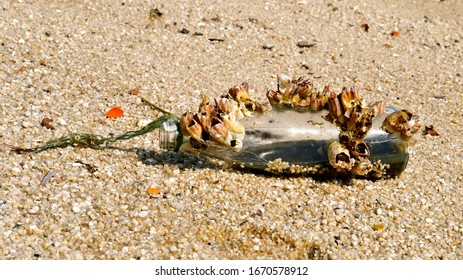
[17,114,180,153]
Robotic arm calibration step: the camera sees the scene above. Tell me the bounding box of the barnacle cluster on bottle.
[179,82,269,155]
[324,87,386,175]
[382,109,420,141]
[178,74,420,177]
[266,75,329,110]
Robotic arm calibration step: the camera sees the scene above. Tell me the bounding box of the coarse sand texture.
[1,0,463,259]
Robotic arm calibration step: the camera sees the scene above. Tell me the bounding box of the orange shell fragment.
[147,186,160,195]
[105,107,124,118]
[129,86,140,95]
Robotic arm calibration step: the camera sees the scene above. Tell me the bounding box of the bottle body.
[198,107,409,177]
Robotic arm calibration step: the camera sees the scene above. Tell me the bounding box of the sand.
[1,0,462,259]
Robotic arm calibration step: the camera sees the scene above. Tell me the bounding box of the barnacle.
[220,112,245,136]
[327,91,343,120]
[180,112,203,142]
[228,82,251,103]
[340,87,361,110]
[267,76,329,110]
[351,140,370,158]
[382,109,420,141]
[226,82,270,116]
[327,141,353,171]
[215,97,235,114]
[209,117,232,146]
[351,157,373,176]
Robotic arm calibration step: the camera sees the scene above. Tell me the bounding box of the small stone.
[147,186,160,195]
[360,23,370,32]
[21,121,31,128]
[424,125,439,136]
[41,118,55,130]
[128,86,140,95]
[70,250,84,260]
[137,119,152,128]
[425,218,433,223]
[149,227,157,235]
[30,205,40,214]
[179,28,190,34]
[283,184,294,190]
[56,118,67,126]
[144,158,158,165]
[72,206,80,213]
[262,44,274,50]
[11,167,21,175]
[373,224,385,231]
[139,210,149,218]
[297,41,316,48]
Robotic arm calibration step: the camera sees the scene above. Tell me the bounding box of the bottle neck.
[159,121,181,151]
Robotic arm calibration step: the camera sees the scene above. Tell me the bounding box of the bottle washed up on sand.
[8,75,419,179]
[159,75,420,179]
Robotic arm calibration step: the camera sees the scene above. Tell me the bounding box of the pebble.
[138,211,149,218]
[137,119,152,128]
[149,227,157,235]
[21,121,31,128]
[30,205,40,214]
[179,28,190,34]
[70,250,84,260]
[56,118,67,126]
[72,206,81,213]
[297,41,316,48]
[262,44,274,50]
[11,167,21,175]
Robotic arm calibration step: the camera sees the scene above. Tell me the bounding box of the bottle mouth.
[159,121,181,151]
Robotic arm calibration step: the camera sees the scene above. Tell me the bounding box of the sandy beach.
[1,0,463,259]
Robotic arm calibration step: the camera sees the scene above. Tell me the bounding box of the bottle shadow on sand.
[115,147,390,183]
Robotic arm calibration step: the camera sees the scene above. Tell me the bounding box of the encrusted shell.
[327,91,343,120]
[350,157,373,176]
[382,109,420,141]
[215,97,235,114]
[220,112,245,135]
[340,87,361,111]
[209,117,232,147]
[267,76,329,110]
[327,141,353,171]
[351,140,370,158]
[180,112,203,142]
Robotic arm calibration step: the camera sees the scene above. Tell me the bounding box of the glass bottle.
[159,106,411,178]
